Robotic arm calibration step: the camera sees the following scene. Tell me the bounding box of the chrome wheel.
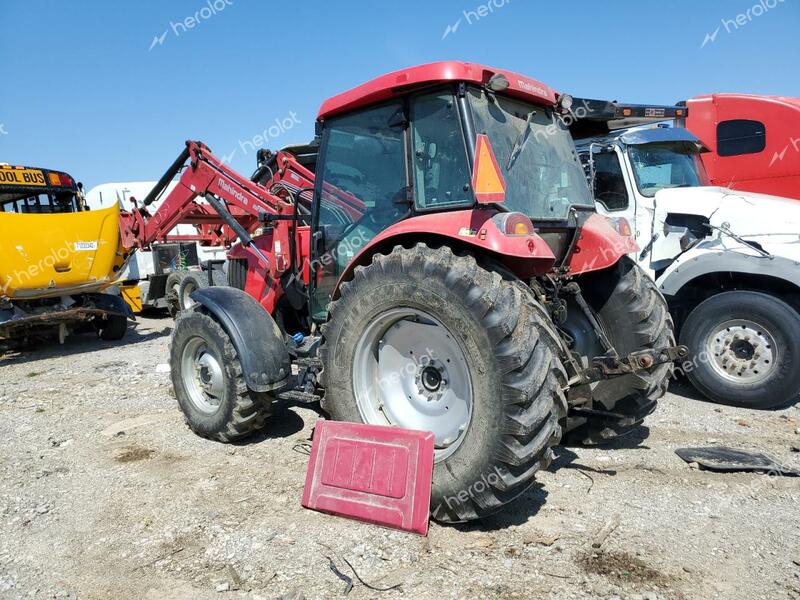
[180,337,225,414]
[353,307,473,461]
[707,319,777,384]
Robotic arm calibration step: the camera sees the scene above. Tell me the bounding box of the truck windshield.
[628,144,710,197]
[468,87,594,220]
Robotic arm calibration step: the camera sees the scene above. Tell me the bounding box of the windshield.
[0,191,80,213]
[468,87,594,220]
[628,143,710,197]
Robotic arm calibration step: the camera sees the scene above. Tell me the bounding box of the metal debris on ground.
[675,447,800,476]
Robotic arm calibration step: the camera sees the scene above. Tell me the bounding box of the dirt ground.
[1,315,799,600]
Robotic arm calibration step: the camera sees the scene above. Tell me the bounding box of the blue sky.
[1,0,798,188]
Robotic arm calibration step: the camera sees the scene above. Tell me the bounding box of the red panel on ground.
[301,421,434,536]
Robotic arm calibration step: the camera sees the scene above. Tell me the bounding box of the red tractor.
[129,62,683,522]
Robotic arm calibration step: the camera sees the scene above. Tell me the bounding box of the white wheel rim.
[180,337,225,414]
[352,307,473,462]
[706,319,777,384]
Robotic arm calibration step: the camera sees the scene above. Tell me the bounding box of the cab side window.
[717,119,766,157]
[593,152,629,211]
[410,91,472,210]
[312,101,408,319]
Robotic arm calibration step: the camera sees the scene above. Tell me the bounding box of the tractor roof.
[317,61,558,120]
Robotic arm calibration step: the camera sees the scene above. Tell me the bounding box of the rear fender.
[189,286,290,392]
[567,213,637,275]
[333,209,555,295]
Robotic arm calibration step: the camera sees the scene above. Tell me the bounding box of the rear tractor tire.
[564,257,675,445]
[170,309,274,442]
[320,244,567,523]
[227,258,248,290]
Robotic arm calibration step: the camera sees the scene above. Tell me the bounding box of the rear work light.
[493,212,536,236]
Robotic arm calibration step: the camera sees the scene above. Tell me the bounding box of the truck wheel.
[165,271,187,317]
[98,314,128,341]
[564,257,674,445]
[680,291,800,409]
[170,309,274,441]
[320,244,567,523]
[178,272,209,312]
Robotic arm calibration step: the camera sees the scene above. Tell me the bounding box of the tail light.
[493,212,535,236]
[606,216,633,237]
[47,172,74,187]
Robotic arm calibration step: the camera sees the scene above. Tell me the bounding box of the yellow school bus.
[0,164,131,344]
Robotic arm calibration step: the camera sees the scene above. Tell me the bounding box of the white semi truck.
[573,119,800,410]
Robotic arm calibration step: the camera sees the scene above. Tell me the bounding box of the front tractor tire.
[320,244,567,523]
[565,257,675,445]
[170,309,274,442]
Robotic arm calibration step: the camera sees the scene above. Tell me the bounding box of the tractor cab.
[309,63,599,317]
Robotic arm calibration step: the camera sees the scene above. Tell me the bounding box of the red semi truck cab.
[684,94,800,200]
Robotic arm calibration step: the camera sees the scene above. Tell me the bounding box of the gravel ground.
[1,315,799,600]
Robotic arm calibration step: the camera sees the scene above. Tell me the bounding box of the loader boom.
[119,140,316,252]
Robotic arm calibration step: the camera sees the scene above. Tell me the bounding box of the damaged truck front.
[575,125,800,409]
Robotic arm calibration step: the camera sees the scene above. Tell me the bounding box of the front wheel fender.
[189,286,290,392]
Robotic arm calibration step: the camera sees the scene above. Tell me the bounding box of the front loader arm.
[119,140,314,251]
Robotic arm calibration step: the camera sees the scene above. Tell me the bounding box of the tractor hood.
[654,186,800,238]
